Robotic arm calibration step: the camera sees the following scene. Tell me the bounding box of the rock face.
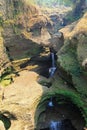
[49,32,64,52]
[60,12,87,68]
[0,1,87,130]
[72,0,86,18]
[0,30,10,76]
[0,0,6,19]
[0,70,45,130]
[58,12,87,126]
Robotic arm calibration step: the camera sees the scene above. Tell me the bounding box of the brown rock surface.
[60,13,87,38]
[49,32,64,52]
[0,70,48,130]
[0,29,10,76]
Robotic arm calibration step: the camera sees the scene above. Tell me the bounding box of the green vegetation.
[65,11,82,23]
[0,114,11,130]
[0,14,3,26]
[12,24,21,35]
[58,40,81,76]
[25,45,43,58]
[38,77,52,87]
[37,87,87,126]
[55,90,87,126]
[72,75,87,97]
[56,36,87,126]
[58,52,81,75]
[0,67,14,87]
[13,0,23,17]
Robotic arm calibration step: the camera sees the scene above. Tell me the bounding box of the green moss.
[58,52,81,75]
[12,24,21,35]
[37,87,87,125]
[0,15,3,26]
[0,78,12,86]
[56,90,83,107]
[77,36,87,64]
[57,38,87,126]
[72,75,87,97]
[56,90,87,125]
[0,67,14,87]
[58,40,81,76]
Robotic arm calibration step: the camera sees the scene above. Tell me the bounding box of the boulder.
[49,32,64,53]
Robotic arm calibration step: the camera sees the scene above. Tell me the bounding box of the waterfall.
[49,53,56,77]
[48,97,54,107]
[49,121,62,130]
[51,53,55,67]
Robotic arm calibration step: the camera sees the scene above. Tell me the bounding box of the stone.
[0,121,5,130]
[49,32,64,53]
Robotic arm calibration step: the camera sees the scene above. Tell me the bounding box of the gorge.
[0,0,87,130]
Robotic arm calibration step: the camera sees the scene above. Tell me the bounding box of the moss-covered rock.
[57,13,87,127]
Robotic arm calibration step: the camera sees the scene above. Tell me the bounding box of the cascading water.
[49,121,62,130]
[51,53,55,67]
[49,53,56,77]
[48,97,54,107]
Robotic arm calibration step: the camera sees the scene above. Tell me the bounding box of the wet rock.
[61,119,77,130]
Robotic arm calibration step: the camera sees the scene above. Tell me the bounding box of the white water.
[49,53,56,77]
[51,53,55,67]
[48,97,54,107]
[49,121,62,130]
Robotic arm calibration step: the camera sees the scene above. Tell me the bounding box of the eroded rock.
[49,32,64,53]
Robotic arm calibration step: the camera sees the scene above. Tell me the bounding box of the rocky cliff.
[0,0,87,130]
[58,12,87,125]
[0,28,10,76]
